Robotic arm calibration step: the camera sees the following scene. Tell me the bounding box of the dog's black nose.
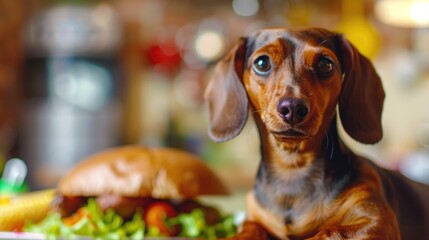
[277,98,309,124]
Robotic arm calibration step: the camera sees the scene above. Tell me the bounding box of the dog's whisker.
[251,109,264,114]
[321,129,335,159]
[318,38,329,46]
[329,136,334,159]
[324,131,329,150]
[295,142,301,153]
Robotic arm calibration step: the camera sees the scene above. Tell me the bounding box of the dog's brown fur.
[205,28,429,239]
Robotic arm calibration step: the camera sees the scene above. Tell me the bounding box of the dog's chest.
[276,189,331,231]
[255,158,335,235]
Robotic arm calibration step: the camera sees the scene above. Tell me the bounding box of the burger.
[25,145,237,239]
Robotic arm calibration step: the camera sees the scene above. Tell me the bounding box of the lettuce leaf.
[25,199,145,240]
[169,209,236,239]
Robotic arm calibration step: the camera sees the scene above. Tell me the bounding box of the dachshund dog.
[205,27,429,240]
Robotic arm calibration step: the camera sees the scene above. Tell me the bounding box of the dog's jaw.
[271,129,309,141]
[253,109,328,167]
[259,111,320,148]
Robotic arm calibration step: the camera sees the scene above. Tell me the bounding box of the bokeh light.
[232,0,259,17]
[194,30,225,62]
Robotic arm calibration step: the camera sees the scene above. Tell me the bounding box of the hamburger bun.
[58,145,229,199]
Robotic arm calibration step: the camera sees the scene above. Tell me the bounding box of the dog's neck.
[252,114,354,224]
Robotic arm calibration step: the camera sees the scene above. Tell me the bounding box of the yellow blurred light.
[375,0,429,27]
[336,18,381,59]
[194,30,225,62]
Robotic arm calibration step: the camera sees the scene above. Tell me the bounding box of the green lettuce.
[25,199,144,240]
[25,199,237,239]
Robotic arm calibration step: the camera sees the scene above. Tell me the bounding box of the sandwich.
[25,145,237,239]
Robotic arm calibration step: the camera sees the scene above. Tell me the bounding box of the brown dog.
[205,27,429,240]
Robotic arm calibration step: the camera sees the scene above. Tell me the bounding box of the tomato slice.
[62,207,90,226]
[144,201,179,236]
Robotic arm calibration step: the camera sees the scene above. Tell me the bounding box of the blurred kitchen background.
[1,0,429,200]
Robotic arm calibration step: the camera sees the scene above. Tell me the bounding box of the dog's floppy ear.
[337,35,385,144]
[204,38,248,142]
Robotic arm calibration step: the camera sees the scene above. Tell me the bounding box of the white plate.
[0,232,202,239]
[0,232,45,240]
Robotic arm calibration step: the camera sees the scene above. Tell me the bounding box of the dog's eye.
[253,55,272,75]
[316,57,335,77]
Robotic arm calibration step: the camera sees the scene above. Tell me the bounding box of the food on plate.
[25,145,236,239]
[0,189,55,231]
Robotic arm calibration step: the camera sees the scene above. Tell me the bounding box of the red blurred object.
[146,42,181,76]
[144,201,180,236]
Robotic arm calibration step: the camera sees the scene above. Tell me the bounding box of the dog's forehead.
[248,28,337,52]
